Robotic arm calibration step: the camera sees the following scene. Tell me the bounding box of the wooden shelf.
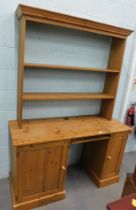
[23,92,114,101]
[16,4,133,127]
[24,63,120,73]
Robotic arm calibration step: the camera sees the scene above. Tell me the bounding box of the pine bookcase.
[9,4,133,210]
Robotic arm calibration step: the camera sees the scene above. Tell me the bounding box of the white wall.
[0,0,136,178]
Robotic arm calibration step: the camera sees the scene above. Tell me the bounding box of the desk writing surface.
[9,116,131,146]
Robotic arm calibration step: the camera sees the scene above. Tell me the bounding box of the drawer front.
[71,135,109,144]
[101,132,128,179]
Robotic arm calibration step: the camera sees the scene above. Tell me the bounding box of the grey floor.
[0,151,136,210]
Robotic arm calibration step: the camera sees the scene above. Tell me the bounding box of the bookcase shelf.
[24,63,120,73]
[16,4,132,128]
[23,92,114,101]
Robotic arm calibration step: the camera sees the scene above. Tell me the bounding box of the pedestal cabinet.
[82,132,128,187]
[10,140,69,210]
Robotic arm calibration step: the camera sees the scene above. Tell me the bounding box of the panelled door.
[101,132,128,179]
[17,141,69,202]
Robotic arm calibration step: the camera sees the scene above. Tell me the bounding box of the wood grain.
[9,116,131,146]
[82,132,128,187]
[71,135,109,144]
[24,63,120,73]
[17,141,69,202]
[16,4,133,39]
[101,133,128,179]
[22,92,114,101]
[16,4,133,125]
[11,4,133,210]
[100,38,126,119]
[17,17,26,128]
[10,175,65,210]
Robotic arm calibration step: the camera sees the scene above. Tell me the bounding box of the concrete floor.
[0,151,136,210]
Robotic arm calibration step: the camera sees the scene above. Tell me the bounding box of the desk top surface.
[9,116,131,146]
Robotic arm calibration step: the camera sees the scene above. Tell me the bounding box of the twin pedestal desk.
[9,115,131,210]
[8,4,133,210]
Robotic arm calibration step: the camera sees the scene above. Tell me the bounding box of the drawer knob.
[107,156,111,160]
[61,166,66,171]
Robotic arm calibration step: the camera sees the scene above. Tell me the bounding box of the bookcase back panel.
[23,100,101,119]
[23,65,106,119]
[24,69,106,93]
[25,22,112,69]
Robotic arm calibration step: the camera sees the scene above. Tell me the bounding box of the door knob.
[107,156,111,160]
[61,166,66,171]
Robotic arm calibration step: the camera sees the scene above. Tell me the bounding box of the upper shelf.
[16,4,133,39]
[23,92,114,101]
[24,63,119,73]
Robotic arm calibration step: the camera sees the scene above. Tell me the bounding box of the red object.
[107,193,136,210]
[126,105,135,127]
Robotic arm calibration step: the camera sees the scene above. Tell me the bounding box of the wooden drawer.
[71,135,109,144]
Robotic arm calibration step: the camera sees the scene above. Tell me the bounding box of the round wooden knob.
[107,156,111,160]
[61,166,66,171]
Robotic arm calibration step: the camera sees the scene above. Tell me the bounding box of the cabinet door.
[17,141,69,202]
[101,132,128,179]
[82,132,128,187]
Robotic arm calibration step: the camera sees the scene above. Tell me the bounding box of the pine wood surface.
[16,141,68,202]
[17,17,26,128]
[23,92,114,101]
[10,4,133,210]
[100,38,126,120]
[16,4,132,39]
[10,172,65,210]
[16,5,133,126]
[82,132,128,187]
[24,63,120,73]
[9,116,131,146]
